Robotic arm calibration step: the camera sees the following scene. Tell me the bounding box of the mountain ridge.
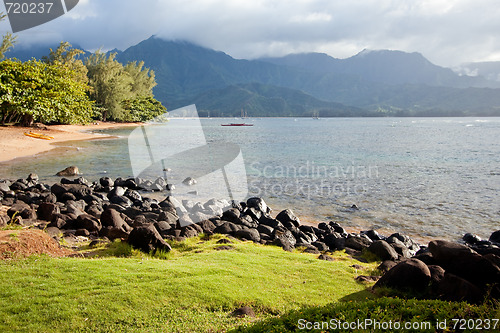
[260,49,499,88]
[5,36,500,116]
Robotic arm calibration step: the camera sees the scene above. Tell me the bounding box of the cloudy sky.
[1,0,499,67]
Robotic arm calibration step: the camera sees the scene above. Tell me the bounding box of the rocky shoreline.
[1,173,499,304]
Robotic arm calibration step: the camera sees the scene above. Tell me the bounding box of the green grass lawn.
[0,235,377,332]
[1,234,498,332]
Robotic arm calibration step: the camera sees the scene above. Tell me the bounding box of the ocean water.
[2,117,500,241]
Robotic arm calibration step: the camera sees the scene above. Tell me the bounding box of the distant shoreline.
[0,122,143,163]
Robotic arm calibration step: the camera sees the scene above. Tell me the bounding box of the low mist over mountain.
[7,36,500,116]
[455,61,500,82]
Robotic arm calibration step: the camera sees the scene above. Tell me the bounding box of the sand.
[0,122,142,163]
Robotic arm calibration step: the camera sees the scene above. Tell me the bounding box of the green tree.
[121,96,166,122]
[0,59,94,125]
[124,61,156,96]
[0,12,16,59]
[86,51,133,121]
[42,41,88,85]
[86,51,165,122]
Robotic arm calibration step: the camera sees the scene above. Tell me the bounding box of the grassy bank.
[1,234,498,332]
[0,235,377,332]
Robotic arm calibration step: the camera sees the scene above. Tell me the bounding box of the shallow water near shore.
[1,117,499,242]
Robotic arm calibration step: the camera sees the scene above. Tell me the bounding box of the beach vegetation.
[0,34,166,125]
[0,13,16,60]
[123,60,157,96]
[85,50,133,121]
[86,51,165,122]
[42,41,89,85]
[0,59,94,125]
[120,95,166,122]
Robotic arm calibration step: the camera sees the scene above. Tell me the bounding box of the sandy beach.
[0,122,143,163]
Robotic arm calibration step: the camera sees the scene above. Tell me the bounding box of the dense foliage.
[42,41,89,85]
[0,17,166,125]
[86,51,163,122]
[121,95,166,122]
[0,13,16,60]
[0,59,94,125]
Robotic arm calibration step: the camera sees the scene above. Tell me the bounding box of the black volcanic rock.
[128,224,172,254]
[235,228,261,243]
[246,197,270,215]
[276,209,300,228]
[489,230,500,245]
[374,259,431,292]
[272,228,296,252]
[434,273,484,304]
[463,233,482,245]
[368,240,399,261]
[345,235,372,251]
[75,214,101,233]
[37,202,60,221]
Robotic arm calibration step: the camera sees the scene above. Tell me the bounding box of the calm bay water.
[2,117,500,241]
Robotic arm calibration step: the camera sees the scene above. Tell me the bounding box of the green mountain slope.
[115,37,365,110]
[115,37,302,105]
[115,37,500,115]
[181,83,371,117]
[261,49,500,88]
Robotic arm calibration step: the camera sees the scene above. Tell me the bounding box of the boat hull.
[221,123,253,127]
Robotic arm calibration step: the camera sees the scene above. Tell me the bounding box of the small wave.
[90,132,112,136]
[56,146,81,151]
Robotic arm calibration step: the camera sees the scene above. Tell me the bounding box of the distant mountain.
[115,37,500,115]
[115,37,314,107]
[181,82,371,117]
[4,43,90,61]
[261,49,500,88]
[5,36,500,116]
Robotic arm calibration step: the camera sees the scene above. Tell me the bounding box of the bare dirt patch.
[0,229,74,260]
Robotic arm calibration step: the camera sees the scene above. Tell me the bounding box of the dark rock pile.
[1,174,424,258]
[373,235,500,304]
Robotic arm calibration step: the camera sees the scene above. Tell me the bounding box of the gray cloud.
[1,0,499,66]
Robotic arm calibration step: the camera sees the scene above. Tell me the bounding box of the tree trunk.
[21,114,34,127]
